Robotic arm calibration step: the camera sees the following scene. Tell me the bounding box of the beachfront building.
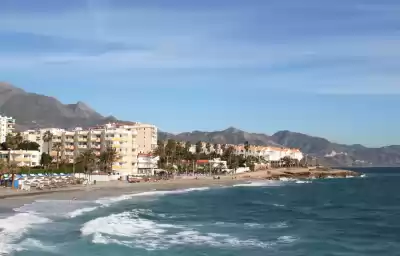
[137,153,159,175]
[134,123,158,154]
[178,141,304,163]
[0,115,15,143]
[21,122,157,175]
[0,150,41,167]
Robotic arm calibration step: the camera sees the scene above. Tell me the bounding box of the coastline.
[0,168,361,210]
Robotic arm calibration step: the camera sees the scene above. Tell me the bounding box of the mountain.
[0,82,117,129]
[158,128,400,167]
[2,82,399,166]
[159,127,281,146]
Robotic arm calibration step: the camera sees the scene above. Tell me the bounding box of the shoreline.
[0,168,361,210]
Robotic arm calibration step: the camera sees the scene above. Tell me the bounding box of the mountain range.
[0,82,116,130]
[1,82,399,167]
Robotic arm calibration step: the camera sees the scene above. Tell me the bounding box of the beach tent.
[21,174,27,177]
[59,173,65,176]
[29,174,36,177]
[12,176,23,189]
[38,173,44,177]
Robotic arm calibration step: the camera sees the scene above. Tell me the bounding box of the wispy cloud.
[0,0,399,94]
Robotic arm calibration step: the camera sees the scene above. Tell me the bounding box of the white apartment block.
[0,115,15,143]
[0,150,41,167]
[175,142,304,162]
[21,122,157,175]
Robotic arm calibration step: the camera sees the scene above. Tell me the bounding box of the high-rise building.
[21,122,157,175]
[0,115,15,143]
[130,123,157,154]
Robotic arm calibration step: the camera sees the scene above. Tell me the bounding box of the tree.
[205,142,211,154]
[99,146,119,172]
[77,149,97,174]
[52,142,63,169]
[17,141,40,151]
[281,156,295,168]
[244,141,250,159]
[213,143,219,155]
[221,144,227,154]
[40,153,53,168]
[165,139,177,166]
[42,131,53,155]
[195,141,202,155]
[4,133,23,150]
[184,141,191,152]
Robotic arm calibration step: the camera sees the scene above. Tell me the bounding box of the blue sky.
[0,0,399,146]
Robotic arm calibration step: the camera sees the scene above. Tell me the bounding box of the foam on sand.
[81,210,277,250]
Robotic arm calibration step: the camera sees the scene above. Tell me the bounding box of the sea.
[1,167,400,256]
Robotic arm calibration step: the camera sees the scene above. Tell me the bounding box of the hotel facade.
[184,142,304,162]
[21,122,158,175]
[0,115,15,143]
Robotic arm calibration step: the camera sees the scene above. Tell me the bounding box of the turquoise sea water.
[1,168,400,255]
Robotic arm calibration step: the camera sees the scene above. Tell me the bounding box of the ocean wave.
[0,213,51,254]
[277,235,298,243]
[81,210,274,250]
[95,187,210,207]
[233,181,285,187]
[295,180,312,184]
[12,187,211,221]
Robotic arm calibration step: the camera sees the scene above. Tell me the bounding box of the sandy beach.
[0,168,360,209]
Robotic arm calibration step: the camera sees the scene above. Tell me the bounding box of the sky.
[0,0,399,147]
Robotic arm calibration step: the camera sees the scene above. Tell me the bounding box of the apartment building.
[0,115,15,143]
[0,150,41,167]
[178,142,304,162]
[134,123,158,154]
[21,122,157,175]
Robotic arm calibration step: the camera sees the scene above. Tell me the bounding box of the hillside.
[2,82,399,167]
[0,82,116,129]
[159,129,400,167]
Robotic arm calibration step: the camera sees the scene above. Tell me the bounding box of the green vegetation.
[0,133,121,180]
[153,139,295,174]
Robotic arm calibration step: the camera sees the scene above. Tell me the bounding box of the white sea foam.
[68,207,99,218]
[233,181,284,187]
[295,180,312,184]
[0,213,51,254]
[81,210,273,250]
[361,174,367,178]
[269,222,289,229]
[95,187,210,207]
[278,235,298,243]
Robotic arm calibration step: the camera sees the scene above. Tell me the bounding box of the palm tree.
[244,141,250,159]
[43,131,53,155]
[205,142,211,154]
[99,146,119,172]
[77,149,97,180]
[52,142,63,169]
[213,143,219,155]
[221,144,227,154]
